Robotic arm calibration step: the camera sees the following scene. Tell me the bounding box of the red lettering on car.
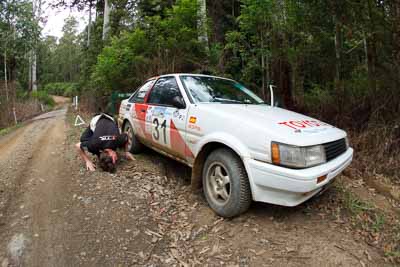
[302,120,313,127]
[289,121,307,128]
[278,122,297,129]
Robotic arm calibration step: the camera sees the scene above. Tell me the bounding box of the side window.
[128,80,154,103]
[147,77,183,106]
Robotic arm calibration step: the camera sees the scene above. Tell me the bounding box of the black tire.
[202,148,252,218]
[123,121,144,154]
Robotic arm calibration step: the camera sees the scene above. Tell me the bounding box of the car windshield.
[180,75,265,104]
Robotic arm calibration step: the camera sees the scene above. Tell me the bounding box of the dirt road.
[0,107,396,266]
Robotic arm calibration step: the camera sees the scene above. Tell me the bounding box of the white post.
[13,107,17,124]
[75,96,78,110]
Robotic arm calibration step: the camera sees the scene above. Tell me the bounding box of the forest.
[0,0,399,182]
[0,0,400,262]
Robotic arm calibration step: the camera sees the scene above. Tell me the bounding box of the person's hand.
[125,152,136,161]
[86,161,96,171]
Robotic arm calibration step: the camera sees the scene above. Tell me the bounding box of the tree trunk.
[30,0,41,92]
[4,49,8,101]
[363,32,368,70]
[32,52,37,92]
[87,2,92,47]
[266,52,270,96]
[366,0,377,94]
[102,0,111,40]
[28,51,32,91]
[291,56,304,106]
[333,10,343,107]
[261,34,265,100]
[393,0,400,78]
[261,55,265,100]
[197,0,208,50]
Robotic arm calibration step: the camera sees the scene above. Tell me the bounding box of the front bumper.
[244,148,353,206]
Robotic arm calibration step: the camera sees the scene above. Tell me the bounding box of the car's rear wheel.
[123,121,144,154]
[202,148,251,218]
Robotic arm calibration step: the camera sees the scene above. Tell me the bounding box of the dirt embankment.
[0,107,398,266]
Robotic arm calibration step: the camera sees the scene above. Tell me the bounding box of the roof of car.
[148,73,235,82]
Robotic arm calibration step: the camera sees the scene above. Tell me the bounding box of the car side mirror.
[171,96,186,109]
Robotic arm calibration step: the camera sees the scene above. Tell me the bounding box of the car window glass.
[129,80,154,103]
[147,77,183,106]
[180,76,264,104]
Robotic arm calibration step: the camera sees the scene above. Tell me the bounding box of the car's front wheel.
[202,148,252,218]
[123,121,144,154]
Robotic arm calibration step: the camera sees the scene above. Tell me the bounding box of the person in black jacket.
[75,113,134,172]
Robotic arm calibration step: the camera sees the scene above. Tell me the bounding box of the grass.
[370,213,386,232]
[0,123,22,137]
[336,183,400,263]
[335,184,375,215]
[386,224,400,261]
[341,187,374,215]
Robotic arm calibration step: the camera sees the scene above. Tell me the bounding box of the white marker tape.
[74,115,86,126]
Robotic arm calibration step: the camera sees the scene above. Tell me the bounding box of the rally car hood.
[197,103,346,146]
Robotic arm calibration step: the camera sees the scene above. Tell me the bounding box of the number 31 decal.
[153,118,167,144]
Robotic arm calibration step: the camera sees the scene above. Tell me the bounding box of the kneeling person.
[75,113,134,172]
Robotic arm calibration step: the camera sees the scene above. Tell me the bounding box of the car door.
[145,76,189,160]
[128,79,155,141]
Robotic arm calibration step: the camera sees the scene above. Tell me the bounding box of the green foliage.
[39,0,400,125]
[43,83,78,97]
[0,124,20,136]
[303,84,334,109]
[31,91,55,107]
[224,0,287,96]
[92,29,151,92]
[0,0,39,88]
[91,0,205,93]
[38,16,81,86]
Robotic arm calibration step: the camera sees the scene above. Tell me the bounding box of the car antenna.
[269,84,275,107]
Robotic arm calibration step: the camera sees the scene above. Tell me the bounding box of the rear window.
[128,80,154,103]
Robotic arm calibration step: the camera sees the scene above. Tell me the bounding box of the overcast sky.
[42,2,88,38]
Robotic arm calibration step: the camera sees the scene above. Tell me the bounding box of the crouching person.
[75,113,135,172]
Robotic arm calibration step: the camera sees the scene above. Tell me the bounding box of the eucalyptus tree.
[197,0,208,49]
[0,0,38,98]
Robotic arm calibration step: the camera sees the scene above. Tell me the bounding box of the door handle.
[141,109,146,113]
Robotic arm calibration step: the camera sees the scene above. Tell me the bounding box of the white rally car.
[118,74,353,217]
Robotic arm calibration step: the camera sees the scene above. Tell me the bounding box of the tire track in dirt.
[0,123,34,162]
[21,114,72,266]
[0,120,50,220]
[0,108,75,266]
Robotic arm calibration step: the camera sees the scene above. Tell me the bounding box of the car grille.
[323,138,347,162]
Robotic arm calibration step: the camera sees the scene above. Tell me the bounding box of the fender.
[192,132,257,199]
[195,132,252,160]
[121,117,134,131]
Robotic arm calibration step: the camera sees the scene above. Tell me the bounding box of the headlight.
[271,142,326,168]
[345,136,350,149]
